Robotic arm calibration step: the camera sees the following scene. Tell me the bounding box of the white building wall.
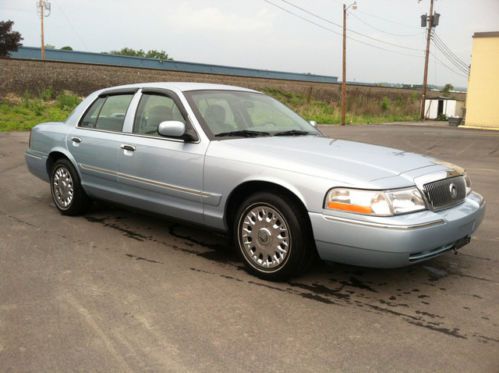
[424,99,464,119]
[424,99,439,119]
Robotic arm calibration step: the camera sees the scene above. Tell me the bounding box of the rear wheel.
[50,158,90,216]
[234,192,314,281]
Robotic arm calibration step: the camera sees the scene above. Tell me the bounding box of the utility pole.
[341,2,357,126]
[420,0,434,120]
[341,4,346,126]
[37,0,51,60]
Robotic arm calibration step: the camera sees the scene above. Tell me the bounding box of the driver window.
[133,93,185,137]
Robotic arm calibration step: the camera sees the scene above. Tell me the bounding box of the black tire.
[233,191,315,281]
[50,158,90,216]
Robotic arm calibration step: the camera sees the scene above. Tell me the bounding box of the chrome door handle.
[120,144,136,152]
[71,137,82,144]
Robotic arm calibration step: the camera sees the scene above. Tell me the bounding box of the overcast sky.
[2,0,498,87]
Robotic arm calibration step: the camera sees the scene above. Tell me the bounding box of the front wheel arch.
[225,180,313,236]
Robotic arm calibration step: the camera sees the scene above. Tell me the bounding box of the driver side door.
[117,90,207,224]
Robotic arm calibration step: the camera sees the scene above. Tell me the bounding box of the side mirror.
[309,120,317,127]
[158,121,186,138]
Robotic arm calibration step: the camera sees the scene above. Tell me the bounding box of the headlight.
[464,174,472,195]
[325,187,426,216]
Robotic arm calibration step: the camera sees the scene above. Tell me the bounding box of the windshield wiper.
[215,130,271,138]
[273,130,315,136]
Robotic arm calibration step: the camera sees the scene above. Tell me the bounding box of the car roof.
[99,82,259,93]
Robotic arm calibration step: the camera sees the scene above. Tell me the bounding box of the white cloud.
[165,3,275,33]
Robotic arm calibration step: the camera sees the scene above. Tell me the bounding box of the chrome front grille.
[423,176,466,210]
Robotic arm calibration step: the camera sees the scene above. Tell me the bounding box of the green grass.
[262,87,419,125]
[0,92,82,132]
[0,87,420,132]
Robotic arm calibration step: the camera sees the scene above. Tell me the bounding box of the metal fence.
[11,47,338,84]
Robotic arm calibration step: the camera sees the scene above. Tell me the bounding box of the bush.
[56,92,80,110]
[437,113,448,121]
[380,97,390,112]
[39,87,54,101]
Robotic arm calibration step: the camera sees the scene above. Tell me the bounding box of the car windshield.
[184,90,320,138]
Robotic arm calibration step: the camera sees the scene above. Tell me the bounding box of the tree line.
[0,20,172,61]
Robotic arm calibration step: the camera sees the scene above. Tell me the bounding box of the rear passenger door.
[68,91,137,199]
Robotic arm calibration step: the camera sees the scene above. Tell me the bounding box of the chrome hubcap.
[53,167,74,209]
[240,204,290,270]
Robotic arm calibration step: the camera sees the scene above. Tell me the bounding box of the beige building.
[465,32,499,129]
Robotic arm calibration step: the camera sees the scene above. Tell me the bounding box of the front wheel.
[234,192,314,281]
[50,158,90,216]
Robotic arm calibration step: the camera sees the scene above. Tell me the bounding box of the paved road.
[1,125,498,372]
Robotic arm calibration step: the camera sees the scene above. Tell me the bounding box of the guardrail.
[11,47,338,84]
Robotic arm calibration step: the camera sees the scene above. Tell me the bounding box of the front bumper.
[309,192,486,268]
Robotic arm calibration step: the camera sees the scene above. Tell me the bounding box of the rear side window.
[79,94,134,132]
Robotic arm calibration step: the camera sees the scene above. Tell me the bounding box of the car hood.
[207,136,452,186]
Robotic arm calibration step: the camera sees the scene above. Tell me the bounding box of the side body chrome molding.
[79,163,221,205]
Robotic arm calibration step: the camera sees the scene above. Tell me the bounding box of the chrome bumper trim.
[322,215,445,230]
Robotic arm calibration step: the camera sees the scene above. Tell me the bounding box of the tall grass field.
[0,89,81,131]
[0,86,420,131]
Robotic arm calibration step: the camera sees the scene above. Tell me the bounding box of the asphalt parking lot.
[1,124,498,372]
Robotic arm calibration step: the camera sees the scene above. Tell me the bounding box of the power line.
[52,0,89,51]
[431,32,469,70]
[430,51,469,79]
[349,12,425,37]
[265,0,424,55]
[432,45,469,75]
[273,0,424,52]
[263,0,342,35]
[432,33,468,62]
[263,0,424,58]
[355,8,421,29]
[432,37,468,70]
[430,33,469,73]
[431,39,469,74]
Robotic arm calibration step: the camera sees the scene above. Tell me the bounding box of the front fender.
[236,175,309,210]
[203,155,338,231]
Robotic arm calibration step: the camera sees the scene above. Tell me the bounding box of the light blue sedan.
[25,83,486,280]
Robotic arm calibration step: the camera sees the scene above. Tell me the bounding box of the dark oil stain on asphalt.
[424,265,448,281]
[406,320,467,339]
[86,216,148,241]
[126,253,162,264]
[190,266,480,341]
[168,224,239,263]
[338,276,378,293]
[85,215,238,264]
[287,282,350,301]
[83,211,497,345]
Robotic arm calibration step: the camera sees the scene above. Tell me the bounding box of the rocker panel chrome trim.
[79,163,221,203]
